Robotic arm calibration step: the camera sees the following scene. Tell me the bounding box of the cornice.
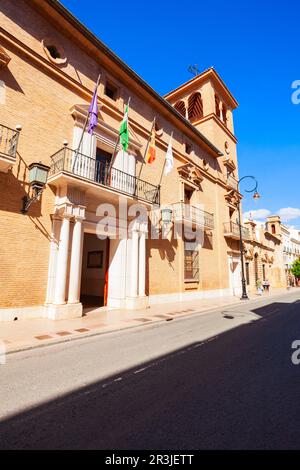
[70,105,223,186]
[164,68,239,109]
[29,0,223,159]
[245,239,275,252]
[192,114,238,143]
[0,27,93,102]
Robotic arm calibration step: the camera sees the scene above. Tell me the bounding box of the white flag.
[164,133,173,175]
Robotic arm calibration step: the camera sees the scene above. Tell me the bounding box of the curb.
[5,289,297,356]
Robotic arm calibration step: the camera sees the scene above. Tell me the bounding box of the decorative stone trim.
[223,157,236,172]
[177,163,203,186]
[0,46,11,68]
[42,38,67,66]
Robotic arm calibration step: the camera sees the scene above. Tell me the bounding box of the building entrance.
[80,233,109,308]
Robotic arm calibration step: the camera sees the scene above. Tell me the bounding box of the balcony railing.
[226,174,238,191]
[49,147,160,205]
[224,221,250,240]
[173,202,214,229]
[0,123,19,159]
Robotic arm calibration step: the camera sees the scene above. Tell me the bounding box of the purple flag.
[87,85,98,134]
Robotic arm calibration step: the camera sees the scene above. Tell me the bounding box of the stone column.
[54,215,71,305]
[130,229,139,298]
[45,215,60,304]
[138,231,146,297]
[68,216,84,304]
[219,101,224,121]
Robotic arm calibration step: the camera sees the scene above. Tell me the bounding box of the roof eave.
[41,0,222,158]
[164,68,239,109]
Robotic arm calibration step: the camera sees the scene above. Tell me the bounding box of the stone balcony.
[226,174,239,191]
[48,147,160,205]
[0,123,20,173]
[224,221,250,240]
[172,202,214,230]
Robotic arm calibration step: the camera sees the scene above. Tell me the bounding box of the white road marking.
[134,367,147,374]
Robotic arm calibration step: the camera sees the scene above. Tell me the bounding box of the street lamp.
[236,175,260,300]
[161,207,173,224]
[21,162,50,213]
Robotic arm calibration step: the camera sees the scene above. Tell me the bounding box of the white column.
[54,216,71,305]
[130,230,139,298]
[107,238,127,308]
[45,216,60,304]
[68,217,84,304]
[138,231,146,297]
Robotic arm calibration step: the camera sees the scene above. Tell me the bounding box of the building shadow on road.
[0,298,300,450]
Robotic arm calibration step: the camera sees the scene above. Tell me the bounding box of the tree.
[291,259,300,280]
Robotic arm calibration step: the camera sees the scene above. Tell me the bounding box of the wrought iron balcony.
[226,174,238,191]
[0,123,20,172]
[48,147,160,205]
[224,221,250,240]
[173,202,214,229]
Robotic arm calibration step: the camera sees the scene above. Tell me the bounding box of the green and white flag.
[119,104,129,151]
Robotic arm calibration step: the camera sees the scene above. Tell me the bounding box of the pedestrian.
[264,279,270,292]
[256,278,263,295]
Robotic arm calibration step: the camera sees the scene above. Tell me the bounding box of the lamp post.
[236,175,260,300]
[21,162,50,213]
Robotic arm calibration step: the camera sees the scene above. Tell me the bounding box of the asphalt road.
[0,291,300,449]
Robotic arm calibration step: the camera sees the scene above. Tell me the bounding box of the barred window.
[184,242,199,282]
[215,94,221,118]
[188,92,203,122]
[104,81,118,101]
[222,104,228,127]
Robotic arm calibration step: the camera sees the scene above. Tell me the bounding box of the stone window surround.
[42,37,67,66]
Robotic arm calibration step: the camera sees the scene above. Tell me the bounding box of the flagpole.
[107,97,131,178]
[72,73,101,172]
[138,117,156,181]
[154,131,173,205]
[158,131,173,187]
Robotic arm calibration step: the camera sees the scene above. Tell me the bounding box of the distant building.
[281,225,300,285]
[242,216,285,292]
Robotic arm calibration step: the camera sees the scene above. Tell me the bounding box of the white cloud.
[277,207,300,222]
[243,209,271,221]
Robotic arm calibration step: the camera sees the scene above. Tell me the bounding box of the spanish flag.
[146,127,156,164]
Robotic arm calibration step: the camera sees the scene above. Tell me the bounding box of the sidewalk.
[0,287,296,355]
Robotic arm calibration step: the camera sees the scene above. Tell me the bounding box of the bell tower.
[164,67,239,171]
[266,216,282,237]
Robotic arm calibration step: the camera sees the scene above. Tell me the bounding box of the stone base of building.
[0,305,43,322]
[0,290,233,322]
[107,296,149,310]
[45,302,83,320]
[125,296,149,310]
[149,288,232,305]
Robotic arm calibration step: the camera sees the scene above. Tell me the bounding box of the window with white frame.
[184,240,199,282]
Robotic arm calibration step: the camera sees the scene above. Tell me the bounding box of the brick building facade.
[0,0,256,321]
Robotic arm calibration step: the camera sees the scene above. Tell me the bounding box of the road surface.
[0,290,300,449]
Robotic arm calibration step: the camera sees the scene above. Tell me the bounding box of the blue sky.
[61,0,300,228]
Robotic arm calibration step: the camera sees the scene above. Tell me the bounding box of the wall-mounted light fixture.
[161,207,173,241]
[161,207,173,224]
[21,162,50,213]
